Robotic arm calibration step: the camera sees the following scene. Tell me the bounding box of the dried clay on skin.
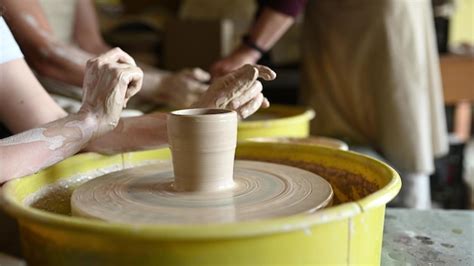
[0,117,97,178]
[0,128,65,150]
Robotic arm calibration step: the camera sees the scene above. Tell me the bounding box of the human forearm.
[210,6,293,76]
[1,0,92,87]
[34,43,92,86]
[210,7,294,77]
[74,0,112,54]
[0,112,97,182]
[246,7,295,53]
[85,112,169,154]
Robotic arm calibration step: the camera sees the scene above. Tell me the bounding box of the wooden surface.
[440,55,474,104]
[382,208,474,265]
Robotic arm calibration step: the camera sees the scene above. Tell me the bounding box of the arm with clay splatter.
[1,0,92,86]
[0,48,143,182]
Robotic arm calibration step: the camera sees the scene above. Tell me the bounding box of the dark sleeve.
[257,0,307,17]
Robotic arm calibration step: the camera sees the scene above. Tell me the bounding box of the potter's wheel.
[71,160,333,224]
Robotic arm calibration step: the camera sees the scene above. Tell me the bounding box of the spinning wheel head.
[72,109,333,224]
[71,160,333,224]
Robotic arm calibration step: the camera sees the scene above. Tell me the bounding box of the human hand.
[79,48,143,138]
[193,64,276,119]
[141,68,210,108]
[210,46,261,78]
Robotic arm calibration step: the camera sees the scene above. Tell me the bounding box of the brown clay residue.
[415,236,434,245]
[239,156,380,205]
[441,243,455,248]
[28,185,74,215]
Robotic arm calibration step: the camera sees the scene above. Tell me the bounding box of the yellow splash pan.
[240,104,315,140]
[1,142,400,265]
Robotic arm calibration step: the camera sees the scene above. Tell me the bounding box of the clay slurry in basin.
[71,108,333,224]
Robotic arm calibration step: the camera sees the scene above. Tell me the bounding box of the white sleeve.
[0,17,24,64]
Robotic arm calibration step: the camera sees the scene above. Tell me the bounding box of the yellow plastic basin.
[1,142,400,265]
[238,104,315,140]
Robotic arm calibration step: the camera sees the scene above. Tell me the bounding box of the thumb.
[253,65,277,81]
[187,68,211,82]
[119,68,143,107]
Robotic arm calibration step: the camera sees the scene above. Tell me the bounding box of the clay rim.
[0,143,401,240]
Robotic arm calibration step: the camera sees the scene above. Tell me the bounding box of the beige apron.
[301,0,449,174]
[38,0,77,43]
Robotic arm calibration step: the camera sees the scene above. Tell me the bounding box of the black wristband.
[242,35,267,55]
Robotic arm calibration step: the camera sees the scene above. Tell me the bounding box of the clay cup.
[167,108,238,192]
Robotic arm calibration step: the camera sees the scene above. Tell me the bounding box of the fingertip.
[262,97,270,108]
[254,65,277,81]
[193,68,211,81]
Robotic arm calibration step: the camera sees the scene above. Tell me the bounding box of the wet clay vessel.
[167,108,237,192]
[70,108,333,224]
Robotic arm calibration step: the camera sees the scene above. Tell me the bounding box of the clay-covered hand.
[79,48,143,138]
[193,64,276,119]
[210,46,261,78]
[140,68,210,108]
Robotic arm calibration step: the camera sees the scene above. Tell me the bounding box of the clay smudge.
[65,119,94,141]
[415,235,434,245]
[1,116,97,150]
[388,251,409,262]
[440,243,454,248]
